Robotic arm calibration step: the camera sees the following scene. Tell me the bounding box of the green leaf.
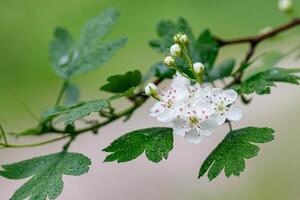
[64,84,80,106]
[206,58,235,81]
[49,27,74,78]
[55,99,109,125]
[175,58,196,80]
[234,68,300,95]
[199,127,274,181]
[48,9,126,79]
[101,70,142,93]
[103,127,173,163]
[78,8,119,49]
[144,62,176,81]
[66,38,127,77]
[193,29,219,69]
[149,17,194,53]
[0,152,91,200]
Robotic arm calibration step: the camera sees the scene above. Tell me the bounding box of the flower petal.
[223,89,238,104]
[200,119,218,136]
[227,105,242,121]
[171,118,188,136]
[212,113,226,125]
[184,128,202,144]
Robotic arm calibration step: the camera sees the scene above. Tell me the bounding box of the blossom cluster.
[147,74,242,144]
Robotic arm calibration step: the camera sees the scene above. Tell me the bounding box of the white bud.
[193,62,205,74]
[164,56,175,67]
[173,34,181,43]
[278,0,293,12]
[145,83,160,100]
[170,44,181,57]
[180,34,189,44]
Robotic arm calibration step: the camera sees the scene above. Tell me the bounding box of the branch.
[216,18,300,86]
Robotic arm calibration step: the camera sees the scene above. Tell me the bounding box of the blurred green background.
[1,0,300,200]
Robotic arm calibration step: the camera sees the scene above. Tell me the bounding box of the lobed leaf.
[234,67,300,95]
[0,152,91,200]
[103,127,173,163]
[101,70,142,93]
[48,9,126,79]
[49,27,74,79]
[206,58,235,81]
[199,127,274,181]
[193,29,219,70]
[149,17,194,53]
[55,99,109,125]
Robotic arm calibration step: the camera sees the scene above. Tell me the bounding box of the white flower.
[145,83,159,100]
[149,73,242,144]
[170,44,181,57]
[193,62,205,74]
[164,56,175,67]
[150,85,187,123]
[278,0,293,12]
[171,102,217,144]
[210,88,242,125]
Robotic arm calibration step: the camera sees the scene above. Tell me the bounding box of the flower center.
[217,103,226,113]
[189,116,199,126]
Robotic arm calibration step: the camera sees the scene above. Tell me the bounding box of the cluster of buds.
[162,32,206,83]
[163,33,190,67]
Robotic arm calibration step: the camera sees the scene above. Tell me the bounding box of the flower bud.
[170,44,181,57]
[173,34,181,43]
[145,83,160,100]
[193,62,205,75]
[164,56,175,67]
[278,0,293,12]
[180,34,189,44]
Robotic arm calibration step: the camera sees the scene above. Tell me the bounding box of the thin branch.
[217,18,300,87]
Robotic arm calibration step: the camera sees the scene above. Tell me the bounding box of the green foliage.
[199,127,274,181]
[100,70,142,93]
[144,62,176,81]
[56,99,109,125]
[64,84,80,106]
[0,152,91,200]
[49,27,74,78]
[193,30,219,69]
[149,17,194,53]
[150,18,219,70]
[49,9,126,79]
[235,67,300,95]
[103,127,173,163]
[206,58,235,81]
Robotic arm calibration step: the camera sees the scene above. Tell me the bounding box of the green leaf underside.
[103,127,173,163]
[235,67,300,95]
[101,70,142,93]
[0,152,91,200]
[49,27,74,78]
[199,127,274,181]
[207,58,235,81]
[49,9,126,79]
[55,99,109,125]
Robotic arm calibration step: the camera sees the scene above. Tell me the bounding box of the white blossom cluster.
[146,73,242,144]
